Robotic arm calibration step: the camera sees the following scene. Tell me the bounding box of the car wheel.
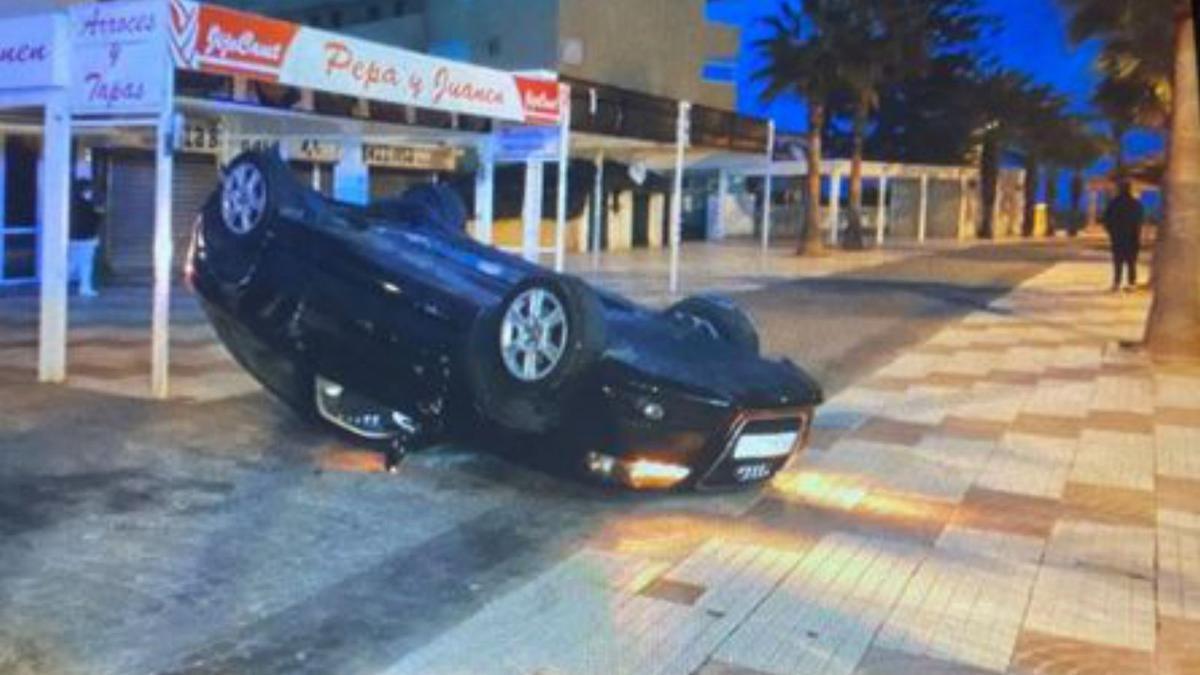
[665,294,760,355]
[466,275,606,433]
[202,153,279,286]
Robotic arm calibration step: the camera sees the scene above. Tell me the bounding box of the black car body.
[188,151,823,490]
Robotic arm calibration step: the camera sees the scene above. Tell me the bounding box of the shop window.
[330,9,343,28]
[486,37,501,58]
[367,4,381,21]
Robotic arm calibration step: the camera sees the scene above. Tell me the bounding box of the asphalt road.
[0,240,1088,674]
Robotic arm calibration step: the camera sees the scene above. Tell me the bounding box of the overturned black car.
[187,150,823,490]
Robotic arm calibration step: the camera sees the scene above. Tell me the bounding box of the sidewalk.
[380,255,1200,674]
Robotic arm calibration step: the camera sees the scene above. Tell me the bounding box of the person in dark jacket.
[69,180,101,297]
[1101,179,1145,292]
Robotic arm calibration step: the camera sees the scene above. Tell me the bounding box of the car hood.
[602,310,823,410]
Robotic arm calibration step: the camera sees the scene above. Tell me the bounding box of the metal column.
[760,120,775,253]
[669,101,690,295]
[37,93,71,383]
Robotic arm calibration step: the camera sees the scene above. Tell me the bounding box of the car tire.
[465,275,606,434]
[665,294,760,355]
[202,152,281,287]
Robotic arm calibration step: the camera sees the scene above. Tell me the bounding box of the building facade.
[228,0,741,110]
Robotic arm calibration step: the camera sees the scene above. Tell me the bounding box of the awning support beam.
[151,107,176,399]
[760,120,775,254]
[669,101,690,296]
[37,92,71,384]
[553,89,571,273]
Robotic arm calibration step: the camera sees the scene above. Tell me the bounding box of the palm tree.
[829,1,930,250]
[754,1,847,255]
[1092,74,1165,174]
[1059,0,1199,356]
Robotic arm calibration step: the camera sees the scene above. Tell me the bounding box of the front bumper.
[586,398,814,491]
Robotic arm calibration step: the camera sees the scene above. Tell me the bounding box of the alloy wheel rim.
[500,288,569,382]
[221,163,267,236]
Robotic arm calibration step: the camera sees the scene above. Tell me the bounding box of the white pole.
[918,173,929,243]
[714,169,728,240]
[875,173,888,247]
[151,109,176,399]
[669,101,690,296]
[311,163,321,192]
[521,160,544,263]
[553,89,571,272]
[828,171,842,246]
[37,92,71,383]
[591,152,604,263]
[474,136,495,244]
[958,174,969,240]
[760,120,775,254]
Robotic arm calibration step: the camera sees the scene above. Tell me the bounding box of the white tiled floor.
[874,526,1042,672]
[1043,520,1155,579]
[1158,509,1200,622]
[1156,425,1200,481]
[1069,430,1156,491]
[714,533,924,675]
[1024,565,1155,651]
[975,433,1076,499]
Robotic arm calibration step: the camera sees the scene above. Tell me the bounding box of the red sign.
[191,4,298,80]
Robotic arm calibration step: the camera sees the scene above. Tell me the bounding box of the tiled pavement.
[372,257,1200,675]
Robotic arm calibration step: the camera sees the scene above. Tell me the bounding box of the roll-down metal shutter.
[104,153,218,278]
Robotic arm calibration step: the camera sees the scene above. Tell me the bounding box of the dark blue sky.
[721,0,1162,168]
[726,0,1099,129]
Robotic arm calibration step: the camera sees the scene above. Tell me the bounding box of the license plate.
[733,431,798,460]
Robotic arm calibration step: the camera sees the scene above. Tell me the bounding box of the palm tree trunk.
[1069,169,1084,235]
[1145,12,1200,356]
[979,134,1000,239]
[1045,168,1060,235]
[843,99,867,250]
[800,103,827,255]
[1022,154,1039,237]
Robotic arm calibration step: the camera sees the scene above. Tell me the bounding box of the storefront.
[1,0,568,397]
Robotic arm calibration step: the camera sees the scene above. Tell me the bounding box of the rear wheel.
[202,153,280,286]
[665,294,760,355]
[465,275,606,433]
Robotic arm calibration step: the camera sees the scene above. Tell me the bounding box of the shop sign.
[0,14,66,89]
[494,125,561,162]
[70,0,169,115]
[169,0,562,124]
[181,120,222,154]
[363,145,457,171]
[289,139,341,164]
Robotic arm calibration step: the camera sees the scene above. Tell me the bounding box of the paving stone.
[952,487,1061,540]
[1009,628,1154,675]
[1020,379,1096,420]
[713,533,925,675]
[1157,425,1200,481]
[975,433,1076,500]
[853,646,998,674]
[1157,509,1200,622]
[1158,476,1200,514]
[1069,430,1155,492]
[874,526,1041,672]
[1043,519,1154,579]
[1061,482,1155,527]
[1023,566,1155,651]
[1158,617,1200,675]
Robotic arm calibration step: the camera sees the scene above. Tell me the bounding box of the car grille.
[698,411,810,489]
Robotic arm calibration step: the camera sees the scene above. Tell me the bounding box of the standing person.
[69,180,100,297]
[1101,179,1145,292]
